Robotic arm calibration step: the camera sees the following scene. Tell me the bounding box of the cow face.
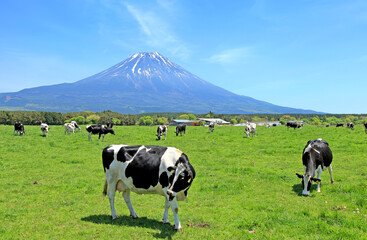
[166,155,195,201]
[296,173,321,196]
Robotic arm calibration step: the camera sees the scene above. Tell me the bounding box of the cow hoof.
[112,215,119,220]
[331,181,334,184]
[175,227,182,232]
[131,215,138,219]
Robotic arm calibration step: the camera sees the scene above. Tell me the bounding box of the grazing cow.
[40,123,49,137]
[346,122,354,130]
[64,123,76,135]
[70,121,81,132]
[14,122,25,136]
[336,123,344,127]
[86,125,115,141]
[364,123,367,134]
[209,122,215,133]
[326,124,330,127]
[102,145,195,231]
[176,124,186,136]
[286,121,303,130]
[244,123,256,138]
[296,139,334,196]
[157,125,167,140]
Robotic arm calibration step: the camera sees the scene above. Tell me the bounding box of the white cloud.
[207,47,252,65]
[123,1,190,60]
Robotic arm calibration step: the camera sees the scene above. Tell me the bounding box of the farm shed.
[198,118,230,125]
[169,119,200,126]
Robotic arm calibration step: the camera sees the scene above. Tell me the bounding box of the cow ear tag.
[170,169,175,175]
[187,178,191,183]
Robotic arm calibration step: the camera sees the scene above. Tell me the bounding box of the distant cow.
[364,123,367,134]
[209,122,215,133]
[70,121,81,132]
[40,123,49,137]
[102,144,195,230]
[64,123,76,135]
[336,123,344,127]
[244,123,256,138]
[157,125,167,140]
[176,124,186,136]
[14,122,25,136]
[86,125,115,141]
[346,122,354,130]
[296,138,334,196]
[286,121,303,130]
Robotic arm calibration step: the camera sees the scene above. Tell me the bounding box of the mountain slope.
[0,52,317,114]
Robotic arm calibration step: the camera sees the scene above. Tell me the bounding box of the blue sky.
[1,0,366,114]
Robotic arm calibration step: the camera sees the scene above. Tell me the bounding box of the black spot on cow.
[102,147,115,172]
[159,172,169,188]
[125,146,168,189]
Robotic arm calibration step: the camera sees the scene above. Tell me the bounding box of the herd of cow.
[11,120,367,230]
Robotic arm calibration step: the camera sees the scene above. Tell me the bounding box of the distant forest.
[1,110,366,126]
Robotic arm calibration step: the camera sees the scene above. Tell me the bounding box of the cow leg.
[328,165,334,184]
[162,198,170,224]
[170,199,182,231]
[107,180,119,219]
[122,189,138,219]
[315,166,322,192]
[88,132,92,141]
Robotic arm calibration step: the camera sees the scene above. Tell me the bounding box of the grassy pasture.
[0,124,366,239]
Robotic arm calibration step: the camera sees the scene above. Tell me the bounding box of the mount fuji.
[0,52,317,113]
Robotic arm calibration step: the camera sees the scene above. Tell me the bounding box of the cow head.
[296,173,321,196]
[107,128,115,135]
[166,154,195,201]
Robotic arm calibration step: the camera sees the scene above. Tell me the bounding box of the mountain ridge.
[0,52,319,114]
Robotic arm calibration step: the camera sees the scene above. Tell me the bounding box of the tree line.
[1,110,366,126]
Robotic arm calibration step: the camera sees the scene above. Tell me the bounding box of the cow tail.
[102,178,108,196]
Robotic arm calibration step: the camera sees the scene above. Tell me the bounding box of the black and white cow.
[209,122,215,133]
[70,121,81,132]
[40,123,49,137]
[244,123,256,138]
[14,122,25,136]
[102,145,195,231]
[86,125,115,141]
[346,122,354,130]
[157,125,167,140]
[364,123,367,134]
[296,139,334,196]
[176,124,186,136]
[286,121,303,130]
[336,123,344,127]
[64,123,76,135]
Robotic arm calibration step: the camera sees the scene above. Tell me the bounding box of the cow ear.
[296,173,303,178]
[167,166,176,174]
[311,178,321,183]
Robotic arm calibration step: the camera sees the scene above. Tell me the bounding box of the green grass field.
[0,124,366,239]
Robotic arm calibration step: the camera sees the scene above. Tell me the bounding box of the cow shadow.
[81,214,177,239]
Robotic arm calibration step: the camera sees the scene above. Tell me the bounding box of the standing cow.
[86,125,115,141]
[40,123,49,137]
[244,123,256,138]
[64,123,76,135]
[296,138,334,196]
[157,125,167,140]
[346,122,354,130]
[364,123,367,134]
[286,121,303,130]
[336,123,344,127]
[176,124,186,136]
[209,122,215,133]
[102,145,195,231]
[14,122,25,136]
